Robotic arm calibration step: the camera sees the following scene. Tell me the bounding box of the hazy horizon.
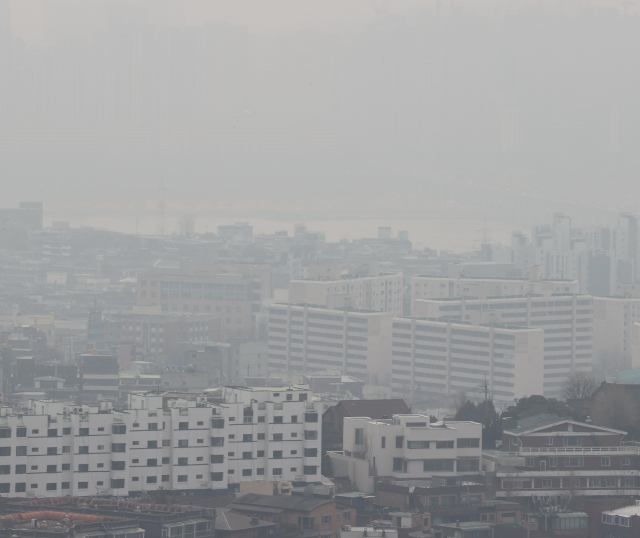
[3,0,640,248]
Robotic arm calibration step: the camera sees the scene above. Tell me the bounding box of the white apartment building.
[288,273,404,316]
[0,386,321,498]
[329,414,482,492]
[390,318,544,402]
[268,304,394,383]
[593,296,640,368]
[411,267,579,306]
[413,295,594,398]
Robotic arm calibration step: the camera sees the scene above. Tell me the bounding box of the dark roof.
[329,399,410,419]
[216,508,275,532]
[505,413,626,436]
[230,494,335,513]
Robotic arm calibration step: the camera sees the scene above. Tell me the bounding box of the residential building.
[214,508,275,538]
[599,501,640,537]
[412,295,593,397]
[323,400,410,440]
[289,273,404,316]
[0,385,321,497]
[329,414,481,492]
[268,304,394,384]
[411,265,579,304]
[78,352,119,401]
[390,318,544,403]
[227,493,354,538]
[303,375,365,399]
[136,264,273,338]
[484,414,639,499]
[592,296,640,369]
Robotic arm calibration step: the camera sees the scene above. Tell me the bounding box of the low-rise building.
[329,415,481,492]
[484,414,639,499]
[228,493,354,538]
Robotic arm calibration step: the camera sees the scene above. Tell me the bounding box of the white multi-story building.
[288,273,404,316]
[268,304,393,383]
[0,386,322,498]
[411,266,579,306]
[592,296,640,369]
[390,318,544,402]
[413,295,594,398]
[328,414,482,492]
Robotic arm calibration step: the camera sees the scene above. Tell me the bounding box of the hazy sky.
[3,0,640,247]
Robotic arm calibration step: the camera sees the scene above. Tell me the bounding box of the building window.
[147,459,157,467]
[381,437,386,449]
[79,446,89,454]
[147,476,157,484]
[436,441,454,449]
[15,483,26,493]
[542,479,552,488]
[242,469,252,476]
[112,443,126,453]
[243,452,252,460]
[423,459,454,472]
[624,457,631,465]
[322,515,332,525]
[16,428,26,437]
[78,482,88,489]
[396,436,404,449]
[47,465,57,473]
[178,440,188,448]
[273,468,282,476]
[148,441,158,449]
[305,431,318,440]
[78,464,88,473]
[546,437,554,445]
[111,479,125,488]
[273,451,283,459]
[564,457,584,467]
[46,483,57,491]
[457,438,480,448]
[525,458,535,468]
[177,475,188,482]
[602,456,610,467]
[162,475,170,482]
[549,457,557,467]
[178,458,188,466]
[47,447,57,455]
[179,422,189,430]
[211,455,224,464]
[257,468,265,475]
[273,434,283,441]
[274,416,283,424]
[112,461,126,470]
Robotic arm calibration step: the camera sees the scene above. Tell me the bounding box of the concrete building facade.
[0,386,321,497]
[412,295,593,397]
[267,304,394,384]
[289,273,404,316]
[390,318,545,402]
[329,414,482,492]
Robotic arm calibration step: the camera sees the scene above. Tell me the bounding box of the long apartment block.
[289,273,404,316]
[268,304,394,383]
[413,295,593,398]
[390,318,544,402]
[0,386,321,497]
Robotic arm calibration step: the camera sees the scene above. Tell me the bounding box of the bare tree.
[178,214,196,238]
[561,372,598,400]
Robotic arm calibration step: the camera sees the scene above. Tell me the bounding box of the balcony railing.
[521,446,638,454]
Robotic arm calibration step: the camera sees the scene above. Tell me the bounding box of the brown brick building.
[484,414,639,499]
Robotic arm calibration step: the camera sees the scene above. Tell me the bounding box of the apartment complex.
[390,318,544,402]
[413,295,593,397]
[592,296,640,367]
[136,264,273,337]
[289,273,404,316]
[267,304,394,383]
[0,385,321,497]
[484,414,639,499]
[411,266,579,305]
[329,414,482,492]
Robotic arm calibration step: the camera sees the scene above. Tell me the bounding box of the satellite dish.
[303,484,315,499]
